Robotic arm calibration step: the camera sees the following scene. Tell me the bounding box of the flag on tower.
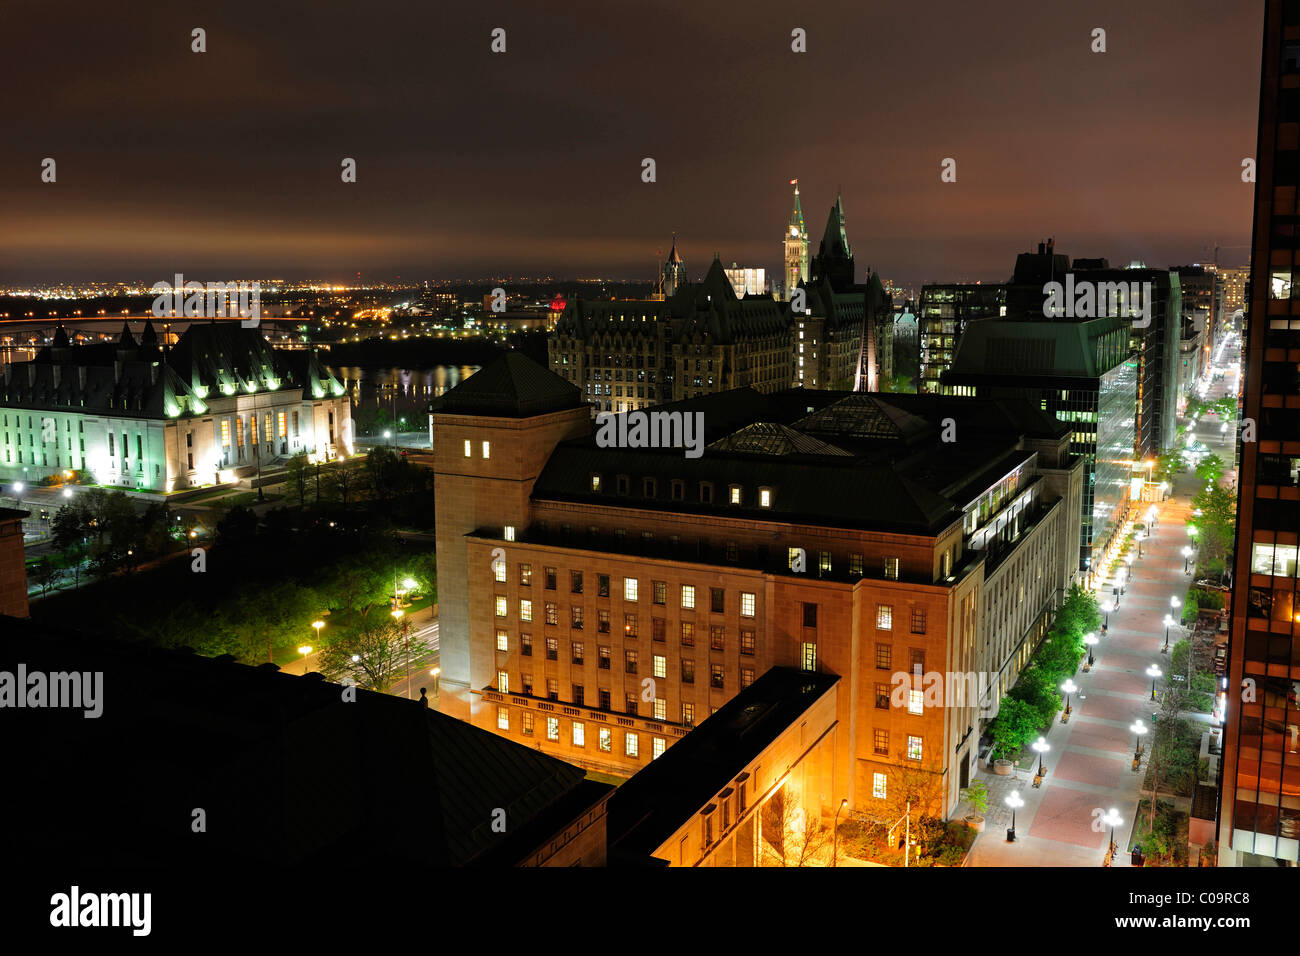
[789,179,798,186]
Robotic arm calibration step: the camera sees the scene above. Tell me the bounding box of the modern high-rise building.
[433,351,1084,819]
[1220,0,1300,867]
[723,263,767,298]
[917,283,1006,394]
[1219,266,1249,317]
[943,311,1136,574]
[783,180,809,300]
[1173,265,1214,402]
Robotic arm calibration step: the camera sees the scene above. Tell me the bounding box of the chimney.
[150,363,158,385]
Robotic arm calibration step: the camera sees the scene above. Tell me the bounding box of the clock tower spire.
[783,179,808,301]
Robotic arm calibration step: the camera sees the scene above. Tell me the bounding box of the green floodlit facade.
[0,322,352,493]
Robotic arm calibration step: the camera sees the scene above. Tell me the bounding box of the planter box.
[994,759,1013,776]
[964,814,986,833]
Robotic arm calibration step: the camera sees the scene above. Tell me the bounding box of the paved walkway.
[965,376,1236,866]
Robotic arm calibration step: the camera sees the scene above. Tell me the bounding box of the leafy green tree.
[285,452,310,508]
[317,610,407,692]
[989,698,1040,760]
[231,581,320,664]
[31,556,64,597]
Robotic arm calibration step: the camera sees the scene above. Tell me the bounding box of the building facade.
[433,353,1084,822]
[0,322,352,492]
[1221,0,1300,867]
[917,283,1006,394]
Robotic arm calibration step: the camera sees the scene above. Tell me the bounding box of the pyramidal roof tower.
[810,194,855,291]
[783,179,809,301]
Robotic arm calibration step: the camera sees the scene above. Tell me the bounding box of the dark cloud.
[0,0,1262,286]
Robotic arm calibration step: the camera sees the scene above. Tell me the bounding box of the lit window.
[625,732,639,757]
[873,772,887,799]
[624,577,638,601]
[877,605,893,630]
[591,474,601,491]
[572,721,585,747]
[884,556,900,580]
[598,727,612,752]
[496,629,508,652]
[520,599,532,622]
[681,585,695,609]
[497,706,509,731]
[495,596,507,618]
[908,690,924,715]
[496,671,509,693]
[463,440,471,458]
[220,420,231,447]
[652,737,666,760]
[493,558,506,583]
[653,655,667,679]
[504,525,516,542]
[481,441,490,459]
[654,697,666,720]
[759,488,772,508]
[729,485,742,505]
[277,412,287,438]
[546,717,559,741]
[800,642,816,672]
[907,735,923,760]
[740,592,755,617]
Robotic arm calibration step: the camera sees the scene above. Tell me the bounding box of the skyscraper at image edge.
[1219,0,1300,867]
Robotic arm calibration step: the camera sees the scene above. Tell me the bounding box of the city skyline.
[0,0,1261,287]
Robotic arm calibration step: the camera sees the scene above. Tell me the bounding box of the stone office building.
[0,321,352,492]
[433,352,1083,821]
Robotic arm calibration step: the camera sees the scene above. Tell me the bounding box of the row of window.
[497,707,667,759]
[503,630,758,659]
[492,572,756,617]
[495,666,759,705]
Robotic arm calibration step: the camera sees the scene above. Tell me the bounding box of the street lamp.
[1181,546,1193,574]
[384,429,393,447]
[832,797,849,867]
[1130,720,1147,759]
[1032,736,1050,777]
[1060,679,1078,720]
[1084,633,1099,668]
[1101,600,1113,629]
[1162,614,1174,653]
[392,607,410,699]
[298,645,313,674]
[1102,807,1123,860]
[1146,664,1162,702]
[1170,595,1181,631]
[430,666,440,696]
[1005,791,1024,842]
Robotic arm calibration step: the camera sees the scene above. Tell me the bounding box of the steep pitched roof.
[820,194,852,260]
[434,350,582,418]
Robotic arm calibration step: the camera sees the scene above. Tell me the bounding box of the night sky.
[0,0,1263,287]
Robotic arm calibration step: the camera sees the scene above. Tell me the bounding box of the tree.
[759,784,833,867]
[285,452,310,508]
[317,610,408,692]
[323,465,357,507]
[214,505,258,551]
[31,556,64,597]
[989,698,1040,760]
[365,447,410,503]
[231,581,319,664]
[962,780,989,815]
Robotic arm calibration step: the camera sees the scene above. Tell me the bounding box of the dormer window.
[671,479,685,501]
[643,477,657,498]
[699,482,714,504]
[758,487,772,508]
[591,473,602,492]
[729,485,742,505]
[616,474,630,496]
